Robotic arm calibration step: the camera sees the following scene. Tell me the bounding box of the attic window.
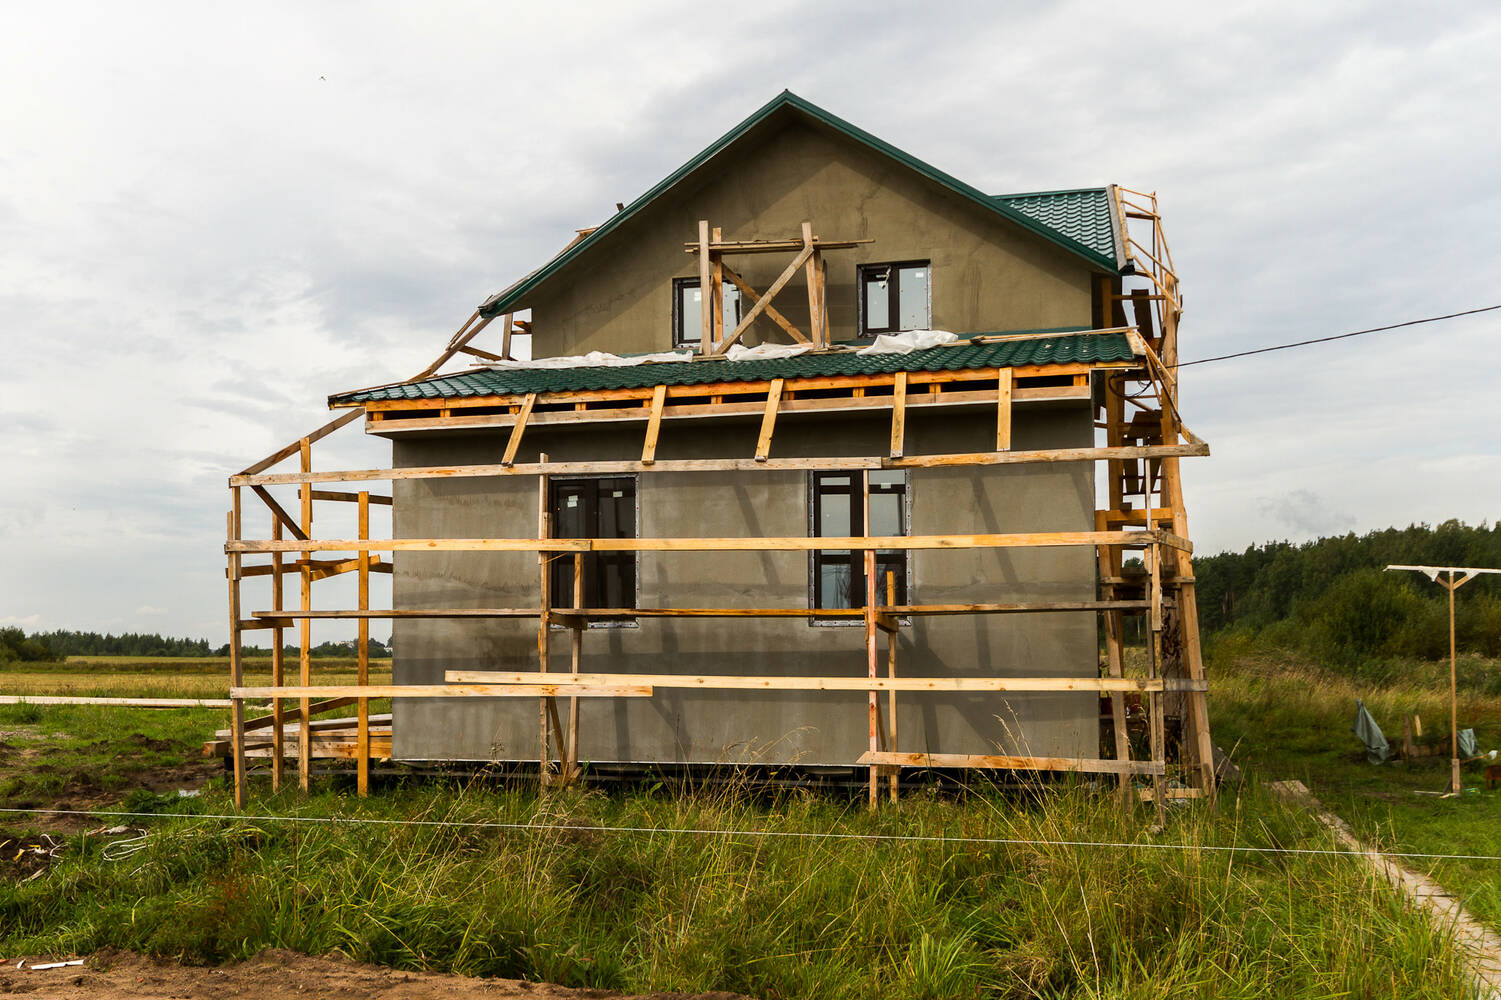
[859,261,930,336]
[673,277,742,349]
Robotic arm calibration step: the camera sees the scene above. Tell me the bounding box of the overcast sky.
[2,1,1498,642]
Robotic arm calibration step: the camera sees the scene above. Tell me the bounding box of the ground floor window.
[549,476,636,613]
[810,471,909,612]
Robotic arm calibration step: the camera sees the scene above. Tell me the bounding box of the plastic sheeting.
[855,330,959,355]
[483,349,694,370]
[1352,699,1390,763]
[724,343,812,362]
[1459,728,1478,759]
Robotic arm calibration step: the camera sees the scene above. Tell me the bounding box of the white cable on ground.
[3,806,1499,864]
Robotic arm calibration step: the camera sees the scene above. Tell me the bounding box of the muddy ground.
[0,949,755,999]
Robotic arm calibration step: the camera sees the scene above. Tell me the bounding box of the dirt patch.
[0,948,756,999]
[0,831,63,881]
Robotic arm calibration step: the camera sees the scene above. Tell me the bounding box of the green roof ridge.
[478,92,1120,318]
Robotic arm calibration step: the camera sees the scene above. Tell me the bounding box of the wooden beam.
[238,408,364,477]
[0,695,233,708]
[996,367,1013,451]
[234,684,654,699]
[858,751,1165,776]
[253,608,539,619]
[500,312,514,361]
[369,383,1096,435]
[444,671,1207,693]
[500,393,537,467]
[249,486,310,542]
[241,555,391,580]
[720,264,809,344]
[889,371,907,458]
[686,237,873,254]
[227,500,246,809]
[414,311,495,380]
[356,491,370,798]
[641,384,667,465]
[310,490,393,506]
[233,442,1211,488]
[714,243,815,353]
[229,530,1174,555]
[698,220,712,355]
[755,378,783,461]
[243,697,357,732]
[298,443,312,793]
[802,223,824,349]
[269,517,285,790]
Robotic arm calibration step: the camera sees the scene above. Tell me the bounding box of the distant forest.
[0,629,391,664]
[1194,519,1501,664]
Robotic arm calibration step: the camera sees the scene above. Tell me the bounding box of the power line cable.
[4,806,1500,864]
[1175,304,1501,369]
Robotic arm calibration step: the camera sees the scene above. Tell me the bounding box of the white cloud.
[1,0,1498,638]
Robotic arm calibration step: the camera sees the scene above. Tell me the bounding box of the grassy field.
[0,655,392,698]
[1207,639,1501,932]
[0,651,1493,998]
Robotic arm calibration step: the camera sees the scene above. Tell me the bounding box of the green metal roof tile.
[477,92,1122,319]
[994,189,1118,264]
[332,331,1135,404]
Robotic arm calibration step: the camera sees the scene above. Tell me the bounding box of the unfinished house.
[222,92,1213,815]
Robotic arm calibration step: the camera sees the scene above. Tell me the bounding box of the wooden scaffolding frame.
[223,209,1214,821]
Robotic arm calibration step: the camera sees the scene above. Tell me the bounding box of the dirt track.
[0,949,755,999]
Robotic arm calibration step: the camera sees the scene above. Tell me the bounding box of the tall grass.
[0,777,1472,998]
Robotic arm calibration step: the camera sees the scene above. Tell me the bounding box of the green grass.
[1208,636,1501,933]
[0,651,1494,996]
[0,778,1475,998]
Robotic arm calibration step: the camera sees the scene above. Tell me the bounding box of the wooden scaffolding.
[221,198,1213,820]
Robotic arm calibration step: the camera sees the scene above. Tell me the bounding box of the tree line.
[1193,519,1501,664]
[0,629,390,664]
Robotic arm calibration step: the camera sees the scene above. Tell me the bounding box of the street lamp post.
[1386,565,1501,796]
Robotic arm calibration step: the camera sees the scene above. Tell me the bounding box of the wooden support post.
[802,222,824,348]
[710,226,724,349]
[537,456,552,787]
[755,378,783,462]
[865,547,879,809]
[500,312,514,361]
[1449,572,1460,795]
[298,440,313,793]
[501,393,536,467]
[889,372,907,458]
[1094,527,1131,808]
[996,368,1013,451]
[641,384,666,465]
[227,498,247,809]
[862,471,878,808]
[1147,544,1166,827]
[357,491,371,797]
[269,517,285,791]
[568,552,583,782]
[698,220,712,355]
[886,570,899,803]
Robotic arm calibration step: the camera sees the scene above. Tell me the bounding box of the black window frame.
[809,471,910,621]
[672,277,743,349]
[857,260,932,337]
[547,475,638,625]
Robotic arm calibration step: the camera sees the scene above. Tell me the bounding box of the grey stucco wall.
[388,401,1099,766]
[524,117,1097,357]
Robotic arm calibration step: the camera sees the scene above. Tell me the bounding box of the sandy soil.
[0,948,756,999]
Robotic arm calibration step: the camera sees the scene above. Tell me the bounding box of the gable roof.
[478,91,1123,319]
[331,329,1134,404]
